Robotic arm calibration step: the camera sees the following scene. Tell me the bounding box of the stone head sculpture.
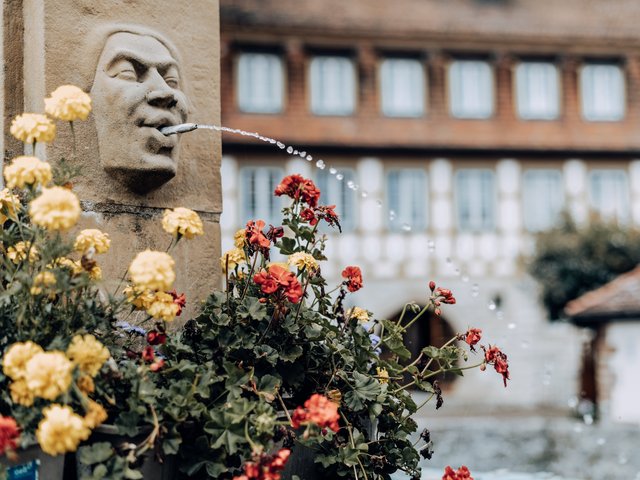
[87,25,189,194]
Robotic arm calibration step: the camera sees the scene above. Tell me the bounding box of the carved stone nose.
[146,90,178,109]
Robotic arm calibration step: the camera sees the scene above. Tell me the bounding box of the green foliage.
[528,215,640,319]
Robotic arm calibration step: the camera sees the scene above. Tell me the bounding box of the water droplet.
[471,283,480,297]
[376,200,383,208]
[315,160,325,169]
[286,146,293,154]
[389,210,396,221]
[299,151,306,157]
[347,180,355,189]
[488,302,496,311]
[496,310,504,320]
[445,257,452,264]
[427,240,436,253]
[352,184,359,191]
[277,142,285,149]
[583,414,594,425]
[401,223,412,232]
[596,437,606,446]
[507,322,516,330]
[293,150,299,155]
[336,174,344,181]
[306,155,313,161]
[329,167,337,175]
[269,139,277,144]
[361,191,368,198]
[462,275,470,283]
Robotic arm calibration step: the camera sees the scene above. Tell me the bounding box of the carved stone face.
[91,32,188,193]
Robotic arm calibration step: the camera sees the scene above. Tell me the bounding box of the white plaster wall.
[606,323,640,425]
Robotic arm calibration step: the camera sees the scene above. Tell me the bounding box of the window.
[237,53,284,113]
[455,169,495,231]
[310,56,356,115]
[589,170,629,222]
[449,60,494,119]
[522,170,564,232]
[239,167,285,226]
[387,169,427,230]
[380,59,425,117]
[315,169,357,231]
[516,62,560,120]
[580,64,625,121]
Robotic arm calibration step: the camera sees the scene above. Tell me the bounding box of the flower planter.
[281,444,322,480]
[74,425,176,480]
[0,444,65,480]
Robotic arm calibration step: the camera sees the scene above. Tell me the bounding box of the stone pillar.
[427,51,448,121]
[5,1,222,318]
[495,53,515,122]
[285,39,305,117]
[561,56,580,122]
[357,43,377,118]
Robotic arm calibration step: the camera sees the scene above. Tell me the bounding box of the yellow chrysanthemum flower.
[44,85,92,122]
[288,252,319,272]
[86,264,102,280]
[234,229,246,248]
[77,375,95,395]
[66,334,110,377]
[24,351,73,400]
[6,241,38,264]
[0,188,21,225]
[161,207,204,239]
[376,367,389,384]
[3,156,52,189]
[29,187,81,231]
[129,250,175,292]
[220,247,246,273]
[10,379,35,407]
[2,341,44,380]
[83,400,108,429]
[74,229,111,254]
[10,113,56,144]
[50,257,83,275]
[123,285,157,310]
[36,405,90,456]
[347,307,370,323]
[30,271,57,295]
[146,292,179,322]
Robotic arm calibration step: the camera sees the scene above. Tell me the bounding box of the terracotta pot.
[0,443,65,480]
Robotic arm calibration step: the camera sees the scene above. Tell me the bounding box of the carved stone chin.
[90,28,189,193]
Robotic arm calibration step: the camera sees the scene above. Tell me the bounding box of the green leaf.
[343,371,382,411]
[78,442,114,465]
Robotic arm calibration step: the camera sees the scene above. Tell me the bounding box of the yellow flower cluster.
[86,264,102,280]
[2,341,43,381]
[3,156,52,189]
[29,187,81,231]
[146,291,179,322]
[6,241,38,264]
[30,271,56,295]
[74,229,111,254]
[288,252,319,272]
[347,307,370,323]
[44,85,92,122]
[220,247,246,273]
[234,229,246,248]
[10,379,35,407]
[10,113,56,144]
[50,257,83,275]
[162,207,204,239]
[36,405,90,456]
[129,250,175,292]
[123,285,157,310]
[83,400,108,429]
[376,367,389,384]
[66,334,110,377]
[25,352,73,400]
[0,188,21,225]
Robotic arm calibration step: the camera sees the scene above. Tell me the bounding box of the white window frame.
[515,62,560,120]
[239,167,285,226]
[386,169,428,231]
[380,58,425,118]
[310,56,356,116]
[589,169,629,222]
[580,64,626,122]
[522,169,564,232]
[448,60,494,119]
[237,52,284,114]
[315,169,357,232]
[455,169,496,231]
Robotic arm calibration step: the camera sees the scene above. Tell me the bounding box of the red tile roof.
[564,265,640,321]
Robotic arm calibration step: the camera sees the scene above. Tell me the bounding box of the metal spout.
[160,123,198,136]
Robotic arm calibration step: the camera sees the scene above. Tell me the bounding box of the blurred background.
[217,1,640,478]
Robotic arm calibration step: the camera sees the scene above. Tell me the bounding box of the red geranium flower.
[169,290,186,316]
[442,465,473,480]
[0,416,20,455]
[142,346,155,362]
[291,394,340,432]
[253,264,303,304]
[233,449,291,480]
[300,208,317,225]
[341,266,363,293]
[274,174,321,207]
[483,345,510,387]
[463,328,482,350]
[147,330,167,345]
[245,220,271,250]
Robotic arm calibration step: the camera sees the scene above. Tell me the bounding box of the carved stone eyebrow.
[105,49,179,74]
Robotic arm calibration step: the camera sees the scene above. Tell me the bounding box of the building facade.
[218,0,640,415]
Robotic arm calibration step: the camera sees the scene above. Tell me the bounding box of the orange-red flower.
[0,415,20,455]
[291,394,340,432]
[147,330,167,345]
[274,174,320,207]
[170,290,186,316]
[246,220,271,249]
[254,264,303,304]
[142,346,155,362]
[483,345,510,387]
[233,449,291,480]
[442,465,473,480]
[464,328,482,350]
[342,266,363,293]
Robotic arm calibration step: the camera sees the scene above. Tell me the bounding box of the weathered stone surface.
[74,207,220,322]
[21,0,221,213]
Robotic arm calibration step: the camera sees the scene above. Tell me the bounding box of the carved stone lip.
[136,114,181,131]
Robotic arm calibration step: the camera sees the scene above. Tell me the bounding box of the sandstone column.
[4,0,222,318]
